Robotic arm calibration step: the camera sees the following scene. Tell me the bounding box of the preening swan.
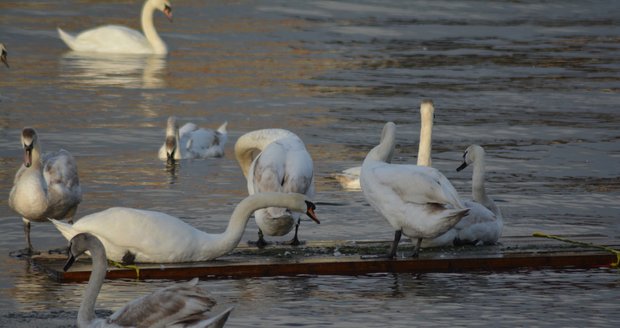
[9,128,82,255]
[360,122,469,258]
[333,99,434,190]
[57,0,173,55]
[422,145,503,247]
[1,43,8,67]
[51,192,318,263]
[64,233,234,328]
[235,129,319,247]
[158,116,228,161]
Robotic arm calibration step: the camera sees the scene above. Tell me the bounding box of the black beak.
[456,161,468,172]
[63,254,77,272]
[24,143,33,168]
[1,50,8,68]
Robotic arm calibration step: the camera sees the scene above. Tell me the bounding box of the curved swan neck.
[78,239,108,328]
[214,193,306,254]
[235,129,297,178]
[141,0,167,55]
[367,122,396,162]
[417,100,434,167]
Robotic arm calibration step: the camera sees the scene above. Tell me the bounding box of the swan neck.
[235,129,295,178]
[417,113,433,167]
[471,156,489,203]
[77,242,107,328]
[368,123,396,162]
[141,1,167,54]
[30,141,43,168]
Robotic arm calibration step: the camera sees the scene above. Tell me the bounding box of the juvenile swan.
[1,43,8,67]
[360,122,469,258]
[9,128,82,255]
[235,129,319,247]
[158,116,228,161]
[51,193,318,263]
[434,145,503,246]
[65,233,234,328]
[57,0,173,55]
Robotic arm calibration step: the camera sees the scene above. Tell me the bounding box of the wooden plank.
[30,235,620,282]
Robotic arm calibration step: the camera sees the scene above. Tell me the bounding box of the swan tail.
[217,121,228,134]
[57,27,77,50]
[49,218,79,242]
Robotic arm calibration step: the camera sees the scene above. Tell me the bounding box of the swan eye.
[305,200,316,211]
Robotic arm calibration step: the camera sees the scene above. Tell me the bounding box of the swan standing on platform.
[235,129,319,247]
[9,128,82,256]
[1,43,8,67]
[425,145,503,246]
[158,116,228,161]
[64,233,234,328]
[57,0,173,55]
[360,122,469,258]
[51,193,318,263]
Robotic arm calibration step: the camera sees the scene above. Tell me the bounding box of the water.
[1,0,619,326]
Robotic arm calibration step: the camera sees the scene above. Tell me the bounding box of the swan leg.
[10,218,39,257]
[248,229,272,248]
[360,230,402,259]
[282,219,302,246]
[411,238,423,258]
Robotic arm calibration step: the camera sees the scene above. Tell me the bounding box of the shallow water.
[0,0,619,326]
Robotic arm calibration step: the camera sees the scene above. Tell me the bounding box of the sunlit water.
[0,0,619,326]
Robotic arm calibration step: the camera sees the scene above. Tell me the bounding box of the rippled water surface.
[1,0,619,327]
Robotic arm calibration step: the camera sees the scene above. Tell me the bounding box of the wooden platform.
[31,234,619,282]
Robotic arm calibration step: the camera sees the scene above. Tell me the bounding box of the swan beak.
[63,254,77,272]
[305,201,320,224]
[1,50,8,68]
[163,5,173,22]
[456,161,468,172]
[23,144,33,168]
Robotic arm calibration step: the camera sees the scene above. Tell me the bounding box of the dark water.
[0,0,619,326]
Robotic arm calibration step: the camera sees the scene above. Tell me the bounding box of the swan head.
[164,116,179,160]
[64,233,103,272]
[152,0,173,21]
[420,99,434,120]
[21,127,38,168]
[456,144,485,172]
[0,43,8,68]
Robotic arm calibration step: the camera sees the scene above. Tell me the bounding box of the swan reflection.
[59,52,167,89]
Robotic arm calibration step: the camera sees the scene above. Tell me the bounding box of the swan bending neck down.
[9,127,82,255]
[65,233,234,328]
[1,43,8,68]
[51,192,318,263]
[158,116,228,161]
[360,122,468,258]
[57,0,172,55]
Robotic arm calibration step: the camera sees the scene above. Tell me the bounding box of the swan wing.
[42,149,82,213]
[109,278,219,327]
[64,25,151,54]
[369,163,463,208]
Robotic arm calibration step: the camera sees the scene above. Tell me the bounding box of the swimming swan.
[158,116,228,161]
[51,192,318,263]
[334,99,435,190]
[1,43,8,67]
[64,233,234,328]
[57,0,173,55]
[422,144,503,247]
[9,127,82,255]
[360,122,469,258]
[234,129,319,247]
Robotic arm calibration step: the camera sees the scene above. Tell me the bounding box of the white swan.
[333,99,435,190]
[9,128,82,255]
[1,43,8,67]
[64,233,234,328]
[51,192,318,263]
[425,145,503,246]
[234,129,319,247]
[360,122,469,258]
[158,116,228,161]
[57,0,172,55]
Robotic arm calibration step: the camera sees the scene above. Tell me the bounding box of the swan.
[64,233,234,328]
[333,99,435,190]
[158,116,228,161]
[360,122,469,258]
[425,144,503,246]
[57,0,172,55]
[9,127,82,256]
[51,192,318,263]
[234,129,319,247]
[1,43,8,67]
